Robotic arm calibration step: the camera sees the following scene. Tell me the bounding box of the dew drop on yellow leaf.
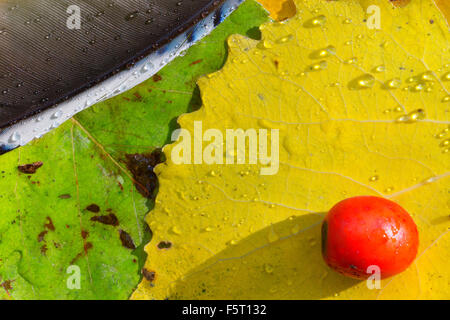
[132,0,450,299]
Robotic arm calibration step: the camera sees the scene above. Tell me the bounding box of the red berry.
[321,196,419,280]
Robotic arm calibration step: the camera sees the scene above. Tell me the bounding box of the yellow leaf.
[257,0,450,24]
[258,0,297,20]
[390,1,450,24]
[132,0,450,299]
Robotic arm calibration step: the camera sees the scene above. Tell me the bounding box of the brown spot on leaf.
[142,268,156,282]
[70,242,93,265]
[44,216,55,231]
[152,74,162,82]
[273,59,280,69]
[81,230,89,239]
[1,280,14,294]
[70,253,83,265]
[86,204,100,213]
[37,230,48,242]
[157,241,172,250]
[40,244,48,255]
[190,59,203,66]
[37,216,55,244]
[133,92,143,101]
[124,149,165,199]
[90,213,119,226]
[58,194,71,199]
[18,161,43,174]
[119,229,136,249]
[84,242,93,253]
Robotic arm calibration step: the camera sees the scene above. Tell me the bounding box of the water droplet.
[424,176,439,184]
[350,74,375,89]
[209,170,217,177]
[171,226,182,235]
[344,57,358,65]
[264,264,274,274]
[277,34,293,44]
[141,61,154,73]
[304,15,326,28]
[374,65,386,73]
[258,39,273,49]
[308,60,327,71]
[310,45,336,59]
[50,122,59,129]
[442,72,450,81]
[51,110,62,119]
[421,71,435,81]
[268,228,279,243]
[385,78,401,89]
[396,109,426,123]
[435,128,449,139]
[9,132,20,143]
[440,139,450,147]
[413,83,425,92]
[125,11,139,21]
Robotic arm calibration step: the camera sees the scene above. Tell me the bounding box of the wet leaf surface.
[132,0,450,300]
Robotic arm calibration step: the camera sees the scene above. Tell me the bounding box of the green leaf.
[0,0,269,300]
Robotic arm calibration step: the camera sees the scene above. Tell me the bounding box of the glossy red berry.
[321,196,419,279]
